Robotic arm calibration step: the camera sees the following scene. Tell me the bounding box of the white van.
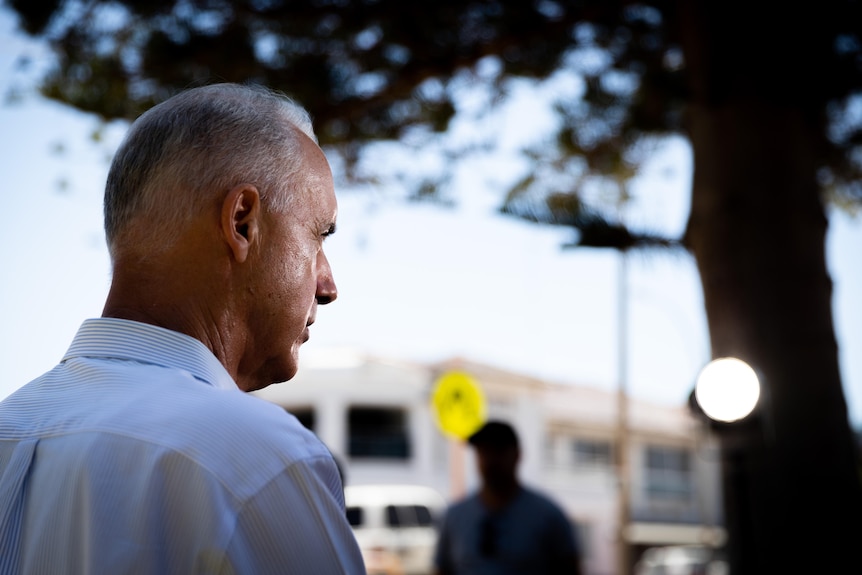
[345,484,448,575]
[634,545,729,575]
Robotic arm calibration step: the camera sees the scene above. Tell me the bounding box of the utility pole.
[615,251,631,575]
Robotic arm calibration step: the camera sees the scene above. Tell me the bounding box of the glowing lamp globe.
[695,358,760,423]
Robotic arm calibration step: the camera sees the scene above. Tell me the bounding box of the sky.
[1,9,860,428]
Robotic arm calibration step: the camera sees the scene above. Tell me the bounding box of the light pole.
[615,251,631,575]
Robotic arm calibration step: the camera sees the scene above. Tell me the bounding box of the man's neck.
[479,482,520,511]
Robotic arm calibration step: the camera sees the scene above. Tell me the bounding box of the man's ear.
[221,184,261,263]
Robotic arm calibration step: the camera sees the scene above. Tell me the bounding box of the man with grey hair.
[0,83,366,574]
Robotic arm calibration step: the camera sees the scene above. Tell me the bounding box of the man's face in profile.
[243,132,338,390]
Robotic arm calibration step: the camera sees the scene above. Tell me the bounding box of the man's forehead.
[474,443,518,453]
[284,143,335,207]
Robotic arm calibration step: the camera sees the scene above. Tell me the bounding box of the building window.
[287,407,315,432]
[573,439,613,468]
[645,445,693,500]
[348,406,411,459]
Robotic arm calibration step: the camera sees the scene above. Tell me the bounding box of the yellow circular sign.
[431,371,487,439]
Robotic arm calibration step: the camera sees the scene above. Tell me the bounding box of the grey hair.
[104,83,317,257]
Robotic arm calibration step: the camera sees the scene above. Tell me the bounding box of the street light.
[691,357,763,575]
[694,358,760,423]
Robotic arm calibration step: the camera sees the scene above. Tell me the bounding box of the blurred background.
[1,1,860,573]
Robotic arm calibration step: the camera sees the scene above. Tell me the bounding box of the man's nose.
[316,255,337,305]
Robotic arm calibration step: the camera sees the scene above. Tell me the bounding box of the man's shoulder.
[6,361,328,493]
[443,493,482,519]
[121,384,332,501]
[139,380,326,466]
[518,486,569,517]
[159,386,329,494]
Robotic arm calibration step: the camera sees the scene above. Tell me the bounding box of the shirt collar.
[63,318,239,391]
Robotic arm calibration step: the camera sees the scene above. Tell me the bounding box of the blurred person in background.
[0,83,365,574]
[433,420,583,575]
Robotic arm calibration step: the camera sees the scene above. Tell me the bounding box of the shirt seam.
[221,454,341,566]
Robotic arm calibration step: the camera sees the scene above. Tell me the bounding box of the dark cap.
[467,420,519,449]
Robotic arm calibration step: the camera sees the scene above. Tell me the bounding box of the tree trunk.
[687,100,862,573]
[680,1,862,572]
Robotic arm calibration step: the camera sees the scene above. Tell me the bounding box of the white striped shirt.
[0,318,365,574]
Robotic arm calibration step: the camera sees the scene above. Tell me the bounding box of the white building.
[254,349,725,575]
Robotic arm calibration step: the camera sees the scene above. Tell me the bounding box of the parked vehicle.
[345,484,448,575]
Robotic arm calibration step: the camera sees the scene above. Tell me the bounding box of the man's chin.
[275,349,301,384]
[240,356,299,393]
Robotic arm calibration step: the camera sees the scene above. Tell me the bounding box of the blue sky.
[1,9,860,428]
